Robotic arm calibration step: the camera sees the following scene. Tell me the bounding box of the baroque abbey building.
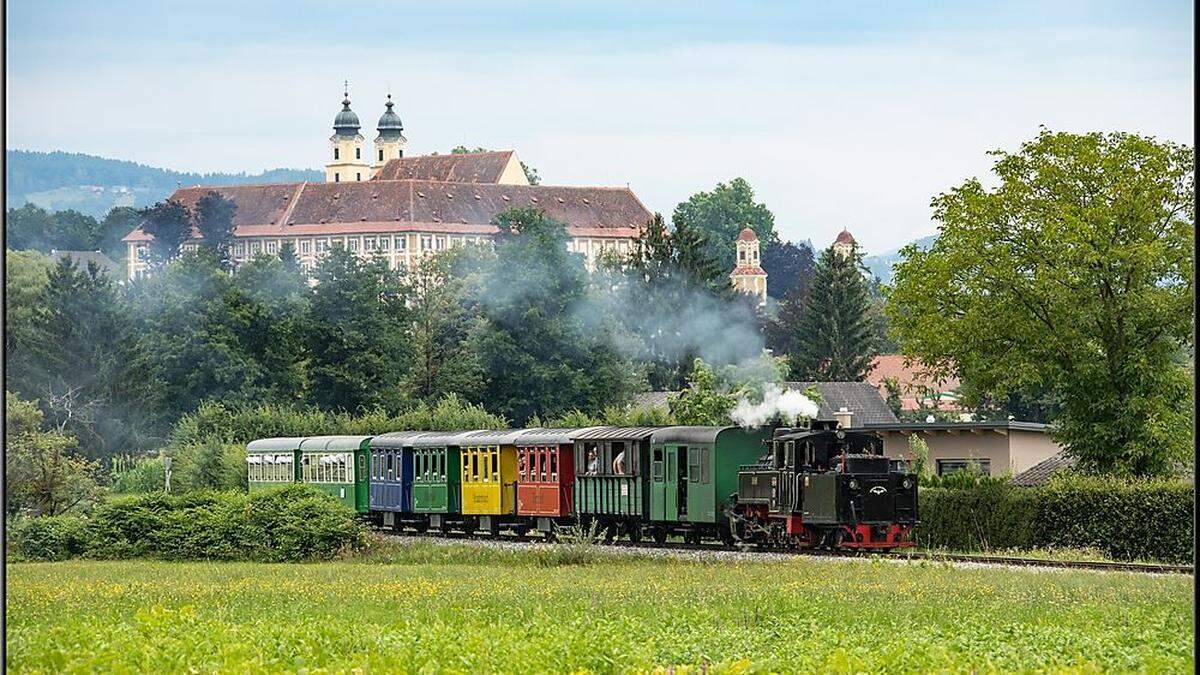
[123,90,652,280]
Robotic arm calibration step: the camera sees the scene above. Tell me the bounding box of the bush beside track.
[918,475,1195,563]
[8,485,364,562]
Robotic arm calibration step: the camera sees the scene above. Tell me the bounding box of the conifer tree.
[787,243,876,381]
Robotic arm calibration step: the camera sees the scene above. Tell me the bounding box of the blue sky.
[6,1,1193,251]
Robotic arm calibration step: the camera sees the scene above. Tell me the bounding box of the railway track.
[373,527,1194,575]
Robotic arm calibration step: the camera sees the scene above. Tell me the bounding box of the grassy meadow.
[5,543,1194,673]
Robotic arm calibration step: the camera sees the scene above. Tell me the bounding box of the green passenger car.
[572,427,656,541]
[246,437,304,492]
[410,431,475,531]
[298,436,372,513]
[647,426,771,543]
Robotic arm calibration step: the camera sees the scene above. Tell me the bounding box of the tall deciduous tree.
[194,191,237,266]
[306,246,410,412]
[402,250,484,403]
[140,199,192,265]
[672,178,777,271]
[5,391,101,517]
[470,207,639,423]
[232,254,312,404]
[787,244,877,381]
[888,129,1194,476]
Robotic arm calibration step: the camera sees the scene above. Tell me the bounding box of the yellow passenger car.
[459,430,525,525]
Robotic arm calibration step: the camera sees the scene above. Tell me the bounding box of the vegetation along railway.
[248,424,918,551]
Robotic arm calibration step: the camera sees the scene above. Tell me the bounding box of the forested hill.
[5,149,322,218]
[863,234,937,285]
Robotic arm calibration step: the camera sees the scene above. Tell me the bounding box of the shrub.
[7,514,92,561]
[11,485,363,562]
[1036,474,1195,563]
[918,475,1195,563]
[110,457,166,494]
[917,484,1040,551]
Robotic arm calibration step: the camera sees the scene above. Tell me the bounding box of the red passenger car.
[516,428,595,534]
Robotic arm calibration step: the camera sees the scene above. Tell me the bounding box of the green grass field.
[5,544,1194,673]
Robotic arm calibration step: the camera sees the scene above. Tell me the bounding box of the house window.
[300,239,311,253]
[355,148,361,160]
[936,459,992,476]
[364,237,375,251]
[396,236,407,251]
[334,173,340,182]
[250,241,261,255]
[235,243,246,256]
[267,241,277,254]
[378,149,384,161]
[379,237,389,251]
[420,236,432,251]
[347,238,358,252]
[334,148,340,160]
[356,173,361,181]
[434,236,445,250]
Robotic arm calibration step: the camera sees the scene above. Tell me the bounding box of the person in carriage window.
[586,448,599,475]
[612,449,626,475]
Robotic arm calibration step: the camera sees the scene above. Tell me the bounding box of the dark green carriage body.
[298,436,372,513]
[572,427,655,519]
[246,437,304,492]
[649,426,770,524]
[410,431,474,514]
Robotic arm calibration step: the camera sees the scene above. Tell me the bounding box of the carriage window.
[540,449,549,482]
[550,451,558,482]
[700,447,710,484]
[493,448,501,482]
[609,442,624,476]
[687,447,701,482]
[652,447,664,480]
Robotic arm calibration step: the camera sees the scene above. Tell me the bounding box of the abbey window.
[334,148,339,160]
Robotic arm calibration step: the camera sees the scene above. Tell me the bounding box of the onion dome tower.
[373,94,407,172]
[833,229,856,258]
[730,226,768,306]
[325,83,370,183]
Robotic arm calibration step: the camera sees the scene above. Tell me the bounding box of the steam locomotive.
[247,423,918,551]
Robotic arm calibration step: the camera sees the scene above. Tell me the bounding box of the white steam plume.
[730,384,820,429]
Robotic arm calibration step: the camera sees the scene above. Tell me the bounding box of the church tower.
[325,86,370,183]
[373,94,407,175]
[833,229,856,258]
[730,227,768,306]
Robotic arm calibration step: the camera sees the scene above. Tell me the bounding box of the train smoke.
[730,384,819,428]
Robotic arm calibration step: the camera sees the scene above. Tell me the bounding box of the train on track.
[246,424,918,551]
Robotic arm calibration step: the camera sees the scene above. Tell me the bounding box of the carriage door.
[650,445,667,520]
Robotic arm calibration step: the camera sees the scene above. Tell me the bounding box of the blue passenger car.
[368,432,429,529]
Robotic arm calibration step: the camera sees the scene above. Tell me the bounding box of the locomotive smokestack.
[834,407,854,429]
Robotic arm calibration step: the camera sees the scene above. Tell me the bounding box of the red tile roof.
[122,179,652,243]
[835,229,855,245]
[866,354,962,412]
[372,151,516,183]
[737,227,758,242]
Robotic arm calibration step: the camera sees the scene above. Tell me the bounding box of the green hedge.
[9,485,364,562]
[918,475,1195,563]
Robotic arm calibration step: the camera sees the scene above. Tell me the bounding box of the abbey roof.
[122,179,652,242]
[372,151,516,183]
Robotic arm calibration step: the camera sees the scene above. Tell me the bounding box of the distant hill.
[863,234,937,285]
[5,149,323,218]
